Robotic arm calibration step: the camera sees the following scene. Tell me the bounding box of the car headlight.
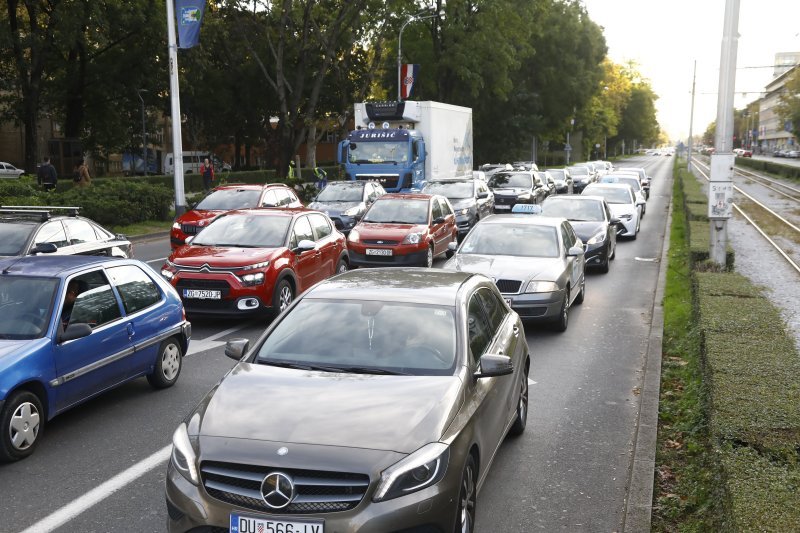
[620,213,633,220]
[586,230,606,245]
[373,443,450,502]
[348,229,360,242]
[241,272,265,286]
[525,280,558,293]
[161,269,175,280]
[171,423,199,485]
[343,205,363,217]
[402,232,423,245]
[460,208,470,216]
[172,222,181,230]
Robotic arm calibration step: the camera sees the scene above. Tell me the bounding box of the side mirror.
[30,243,58,254]
[432,217,446,225]
[225,338,250,361]
[294,239,316,253]
[610,217,620,226]
[567,245,584,257]
[447,241,458,252]
[475,354,514,378]
[59,323,92,343]
[477,191,489,199]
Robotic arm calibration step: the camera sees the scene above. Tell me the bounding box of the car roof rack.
[0,205,81,221]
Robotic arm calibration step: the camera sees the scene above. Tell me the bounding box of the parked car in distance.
[170,183,303,249]
[541,195,617,273]
[737,149,752,158]
[444,214,585,331]
[163,208,348,316]
[566,165,594,193]
[165,268,530,533]
[488,170,548,212]
[547,168,573,194]
[599,174,647,215]
[308,180,386,235]
[0,206,132,258]
[0,255,191,461]
[0,162,25,178]
[582,183,641,239]
[422,178,494,238]
[347,193,458,268]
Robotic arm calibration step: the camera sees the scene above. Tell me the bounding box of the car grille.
[200,461,370,515]
[494,196,515,205]
[357,174,400,189]
[495,279,522,294]
[181,224,200,235]
[363,239,400,245]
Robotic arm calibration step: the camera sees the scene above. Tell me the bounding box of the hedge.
[734,157,800,183]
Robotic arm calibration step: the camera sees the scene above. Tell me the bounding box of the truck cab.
[338,127,425,192]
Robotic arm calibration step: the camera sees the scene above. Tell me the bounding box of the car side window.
[475,287,508,333]
[106,265,162,315]
[290,216,314,248]
[64,219,100,244]
[309,213,332,240]
[534,177,543,188]
[64,271,122,329]
[287,189,300,205]
[34,221,69,249]
[431,199,443,220]
[261,190,278,207]
[439,198,453,216]
[277,189,292,206]
[566,223,578,246]
[560,223,572,252]
[467,294,493,364]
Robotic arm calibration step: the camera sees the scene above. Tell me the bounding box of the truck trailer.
[337,101,473,192]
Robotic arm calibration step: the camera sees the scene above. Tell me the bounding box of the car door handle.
[126,323,135,338]
[512,325,520,337]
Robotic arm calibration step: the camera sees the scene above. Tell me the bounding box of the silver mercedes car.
[165,268,530,533]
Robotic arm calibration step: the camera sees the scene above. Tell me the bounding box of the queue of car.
[1,163,655,533]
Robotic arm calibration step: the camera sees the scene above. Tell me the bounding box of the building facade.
[758,57,798,154]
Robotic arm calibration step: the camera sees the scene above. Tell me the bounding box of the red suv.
[170,183,303,249]
[162,208,348,316]
[347,193,458,267]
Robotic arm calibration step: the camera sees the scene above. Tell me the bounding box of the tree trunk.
[305,122,317,169]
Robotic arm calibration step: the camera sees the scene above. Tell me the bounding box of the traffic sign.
[564,143,572,151]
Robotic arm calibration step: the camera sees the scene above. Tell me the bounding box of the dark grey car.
[308,180,386,234]
[422,178,494,238]
[166,269,529,533]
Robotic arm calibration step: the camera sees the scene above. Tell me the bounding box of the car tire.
[335,258,348,275]
[574,275,585,304]
[423,245,434,268]
[147,337,183,389]
[272,278,294,313]
[0,390,44,462]
[455,454,477,533]
[508,366,529,437]
[552,287,569,332]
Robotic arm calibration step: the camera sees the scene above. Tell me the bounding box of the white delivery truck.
[337,101,473,191]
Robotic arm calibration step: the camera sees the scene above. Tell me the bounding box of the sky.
[580,0,800,142]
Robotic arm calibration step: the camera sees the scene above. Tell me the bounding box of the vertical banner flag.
[401,64,420,100]
[176,0,206,49]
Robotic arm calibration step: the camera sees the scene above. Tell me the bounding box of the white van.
[163,151,210,174]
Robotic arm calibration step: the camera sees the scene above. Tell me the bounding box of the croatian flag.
[177,0,206,49]
[401,64,420,100]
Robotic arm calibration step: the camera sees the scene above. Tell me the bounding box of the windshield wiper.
[263,361,347,373]
[216,243,259,248]
[340,366,411,375]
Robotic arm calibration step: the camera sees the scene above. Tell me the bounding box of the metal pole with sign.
[166,0,187,215]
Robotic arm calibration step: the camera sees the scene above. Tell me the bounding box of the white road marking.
[19,445,171,533]
[187,321,258,356]
[528,378,537,385]
[146,257,167,265]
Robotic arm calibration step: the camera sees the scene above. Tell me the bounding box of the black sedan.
[0,206,132,258]
[422,178,494,238]
[308,180,387,234]
[488,170,548,213]
[541,195,617,273]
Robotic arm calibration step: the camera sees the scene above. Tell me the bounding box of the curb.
[129,231,171,244]
[622,178,672,532]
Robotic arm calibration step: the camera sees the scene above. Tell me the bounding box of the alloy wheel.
[458,457,477,533]
[9,402,40,451]
[279,285,293,311]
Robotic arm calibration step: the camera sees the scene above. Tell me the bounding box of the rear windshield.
[195,189,262,210]
[542,198,604,221]
[584,186,632,204]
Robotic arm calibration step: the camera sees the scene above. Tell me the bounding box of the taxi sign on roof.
[511,203,542,214]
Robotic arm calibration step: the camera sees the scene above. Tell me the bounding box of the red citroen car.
[170,183,303,249]
[347,193,458,267]
[162,208,348,316]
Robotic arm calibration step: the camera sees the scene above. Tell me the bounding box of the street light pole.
[137,89,148,176]
[397,7,444,102]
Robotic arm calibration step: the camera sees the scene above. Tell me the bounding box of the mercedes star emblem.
[261,472,295,509]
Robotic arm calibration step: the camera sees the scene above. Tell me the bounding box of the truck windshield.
[349,142,409,164]
[488,172,533,189]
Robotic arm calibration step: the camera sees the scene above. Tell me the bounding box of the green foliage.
[776,68,800,141]
[734,157,800,183]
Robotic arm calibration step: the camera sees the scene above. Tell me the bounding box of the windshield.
[459,223,559,257]
[256,299,457,375]
[195,189,262,210]
[0,221,35,256]
[542,198,604,221]
[488,172,533,189]
[422,181,474,199]
[192,214,291,247]
[584,186,632,204]
[349,141,409,164]
[567,166,589,176]
[316,183,364,202]
[548,170,566,180]
[0,276,57,339]
[363,199,429,224]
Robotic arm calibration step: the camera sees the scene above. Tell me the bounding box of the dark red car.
[346,193,458,267]
[170,183,303,249]
[162,208,348,316]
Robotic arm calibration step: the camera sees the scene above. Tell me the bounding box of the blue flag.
[177,0,206,49]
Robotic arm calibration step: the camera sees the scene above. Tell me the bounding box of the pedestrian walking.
[37,156,58,191]
[73,158,91,187]
[313,166,328,190]
[200,158,214,192]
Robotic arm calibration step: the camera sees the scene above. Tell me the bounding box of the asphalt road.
[0,156,673,533]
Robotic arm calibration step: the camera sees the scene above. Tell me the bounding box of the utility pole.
[166,0,187,215]
[709,0,740,267]
[687,60,696,171]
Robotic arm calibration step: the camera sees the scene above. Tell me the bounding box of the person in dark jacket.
[200,158,214,192]
[37,156,58,191]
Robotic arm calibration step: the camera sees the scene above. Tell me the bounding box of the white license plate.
[183,289,221,299]
[230,513,324,533]
[495,205,511,210]
[366,248,392,256]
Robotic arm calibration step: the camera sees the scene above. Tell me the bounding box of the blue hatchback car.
[0,255,191,462]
